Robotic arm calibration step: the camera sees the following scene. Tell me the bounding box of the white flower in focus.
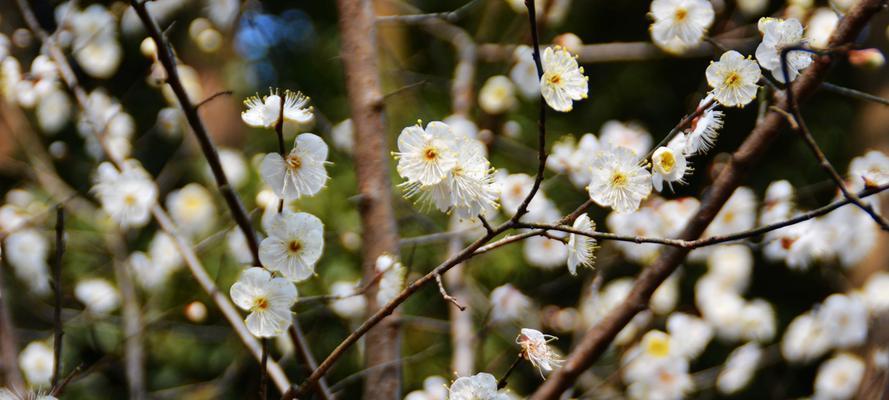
[649,0,715,54]
[685,96,724,155]
[523,235,568,270]
[706,50,761,107]
[4,229,51,295]
[489,284,533,324]
[376,254,406,305]
[230,267,297,337]
[566,214,597,275]
[329,281,367,320]
[540,46,588,112]
[818,293,868,349]
[717,343,762,395]
[651,139,689,192]
[667,313,713,359]
[510,45,540,99]
[75,278,120,315]
[814,353,865,400]
[448,372,509,400]
[479,75,517,115]
[92,160,158,229]
[261,133,329,200]
[517,328,562,376]
[781,311,831,363]
[756,18,813,83]
[848,150,889,189]
[587,147,652,213]
[331,118,354,154]
[259,211,324,282]
[241,89,312,128]
[395,121,458,186]
[599,120,653,156]
[19,341,54,387]
[167,183,217,237]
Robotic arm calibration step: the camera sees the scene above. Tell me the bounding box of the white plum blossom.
[651,271,680,315]
[566,213,596,275]
[818,293,868,349]
[92,160,158,229]
[756,18,812,83]
[862,272,889,314]
[489,284,533,324]
[739,299,777,342]
[781,311,831,363]
[717,343,763,395]
[523,235,568,269]
[707,245,753,293]
[649,0,715,54]
[540,46,588,112]
[510,45,540,99]
[848,150,889,189]
[259,211,324,282]
[806,8,839,50]
[599,120,653,156]
[376,254,406,305]
[685,95,724,155]
[75,278,120,315]
[706,187,757,236]
[516,328,562,376]
[212,148,249,190]
[447,372,509,400]
[19,341,54,387]
[329,281,367,320]
[4,229,51,295]
[331,118,354,154]
[666,313,713,359]
[814,353,865,400]
[395,121,458,186]
[651,137,689,192]
[479,75,517,114]
[261,133,330,201]
[627,356,694,400]
[230,267,297,338]
[587,147,652,213]
[706,50,761,107]
[405,375,449,400]
[241,89,312,128]
[167,183,217,238]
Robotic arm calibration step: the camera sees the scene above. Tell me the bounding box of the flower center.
[646,337,670,358]
[657,151,676,173]
[288,240,302,254]
[423,146,439,161]
[674,7,688,21]
[723,72,742,88]
[253,296,269,311]
[124,193,137,206]
[286,154,302,170]
[610,172,628,188]
[547,73,562,85]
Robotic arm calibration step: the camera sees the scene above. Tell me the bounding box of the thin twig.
[497,354,523,389]
[194,90,234,110]
[259,339,269,399]
[819,81,889,106]
[436,273,466,311]
[781,46,889,231]
[51,206,65,388]
[376,0,480,24]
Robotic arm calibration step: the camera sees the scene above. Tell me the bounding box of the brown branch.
[194,90,234,110]
[287,322,334,400]
[51,206,65,388]
[129,0,261,267]
[529,1,887,397]
[334,0,403,399]
[376,0,480,24]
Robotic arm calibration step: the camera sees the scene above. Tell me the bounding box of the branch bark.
[336,0,403,399]
[530,1,887,397]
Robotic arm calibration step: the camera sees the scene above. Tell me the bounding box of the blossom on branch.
[260,133,330,201]
[540,46,588,112]
[706,50,761,107]
[230,267,297,338]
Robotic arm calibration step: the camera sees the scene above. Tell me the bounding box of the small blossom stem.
[436,273,466,311]
[780,46,889,231]
[497,354,523,389]
[51,206,65,388]
[194,90,234,110]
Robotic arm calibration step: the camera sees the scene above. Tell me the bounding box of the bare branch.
[436,273,467,311]
[51,206,65,388]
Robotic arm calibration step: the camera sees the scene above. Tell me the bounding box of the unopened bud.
[849,49,885,69]
[553,33,583,54]
[184,301,208,323]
